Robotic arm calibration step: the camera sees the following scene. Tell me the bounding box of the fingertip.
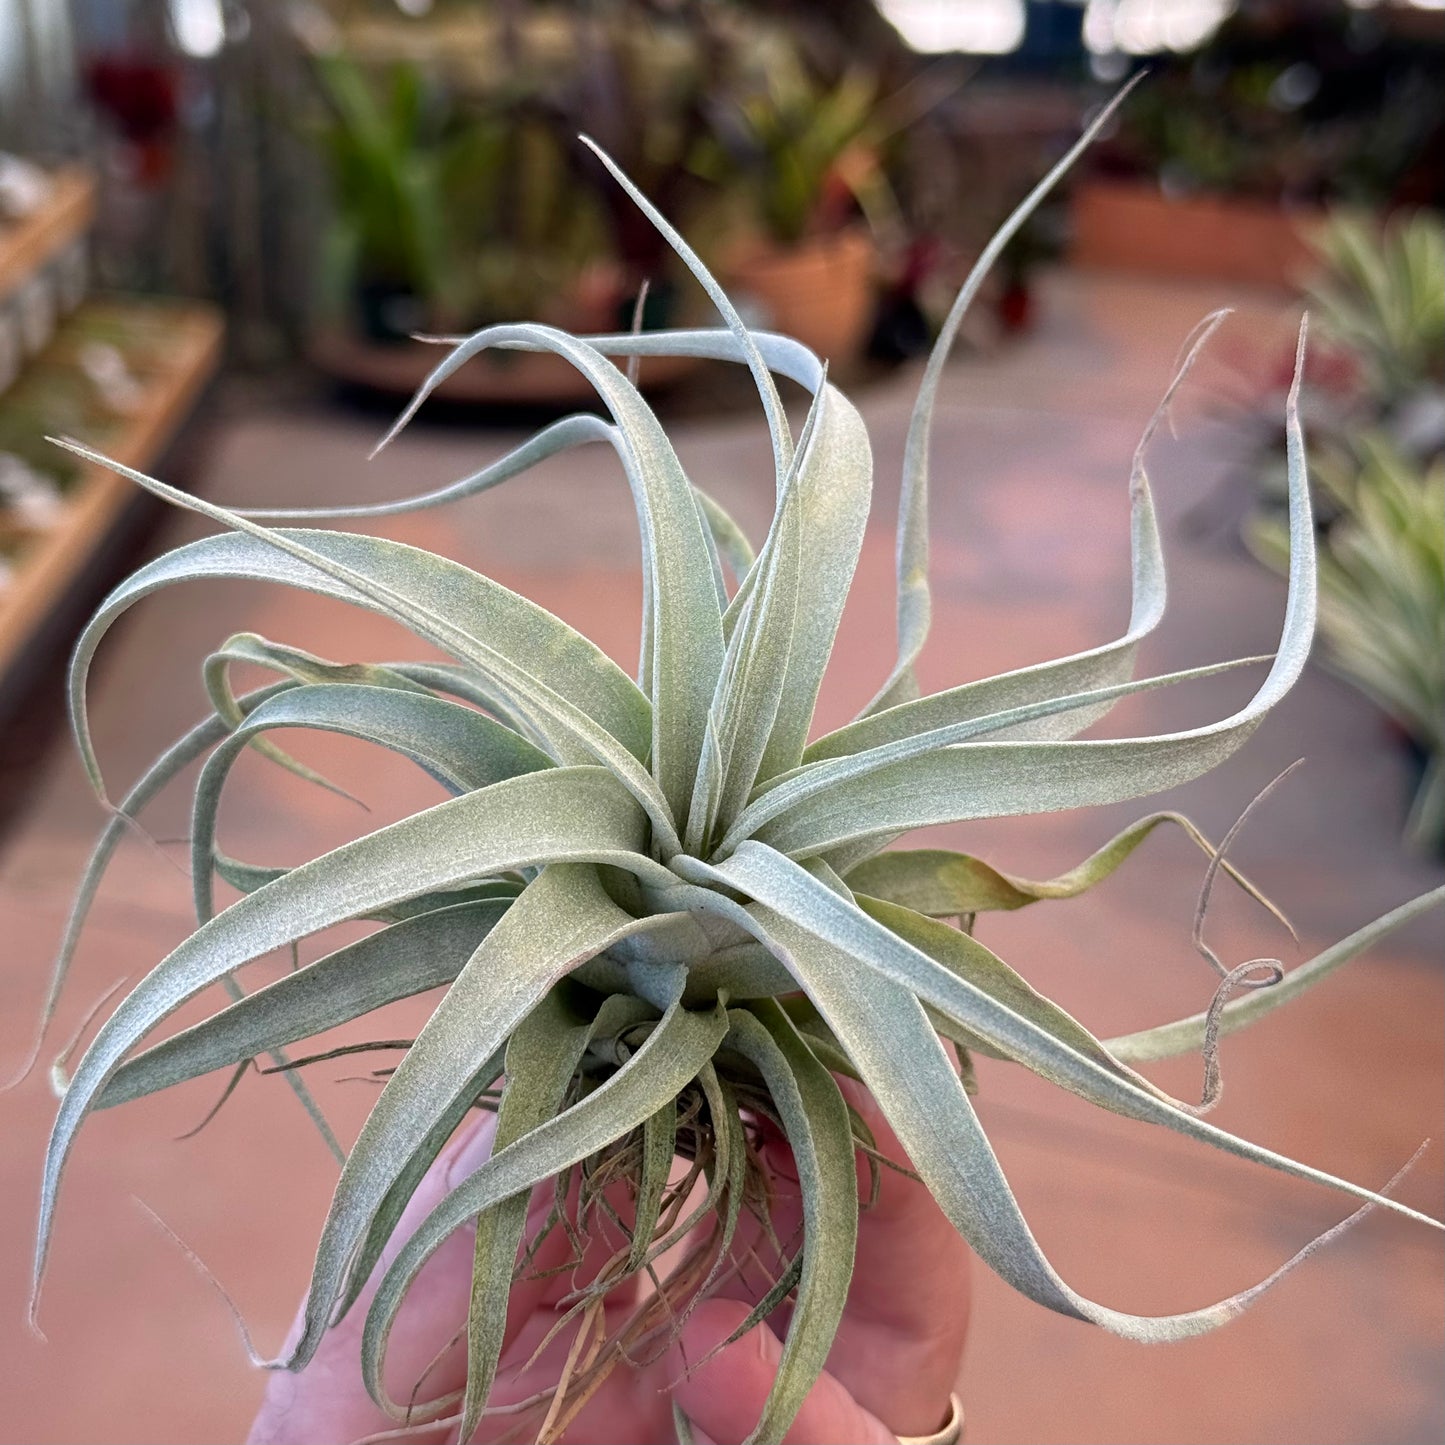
[668,1299,776,1445]
[671,1299,895,1445]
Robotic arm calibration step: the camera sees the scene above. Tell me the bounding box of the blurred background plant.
[289,1,940,386]
[1091,0,1445,207]
[1250,439,1445,854]
[309,51,617,340]
[1236,210,1445,855]
[689,56,885,247]
[1303,209,1445,445]
[1245,210,1445,512]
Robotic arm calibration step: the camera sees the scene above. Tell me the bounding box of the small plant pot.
[723,227,877,366]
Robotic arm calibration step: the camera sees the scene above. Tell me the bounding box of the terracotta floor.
[1,272,1441,1444]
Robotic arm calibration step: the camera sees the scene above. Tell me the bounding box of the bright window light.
[876,0,1027,54]
[1084,0,1234,54]
[1083,0,1117,52]
[168,0,225,58]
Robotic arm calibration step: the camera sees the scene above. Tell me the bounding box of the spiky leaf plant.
[27,103,1445,1444]
[1252,436,1445,854]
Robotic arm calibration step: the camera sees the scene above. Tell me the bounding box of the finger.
[824,1077,969,1436]
[670,1298,897,1445]
[702,1077,968,1437]
[248,1110,501,1445]
[527,1171,644,1311]
[709,1121,805,1327]
[248,1111,595,1444]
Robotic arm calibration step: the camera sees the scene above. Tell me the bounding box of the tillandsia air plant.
[22,93,1445,1445]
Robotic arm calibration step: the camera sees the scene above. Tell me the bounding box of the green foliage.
[27,104,1444,1444]
[1305,209,1445,413]
[313,54,458,312]
[1103,8,1445,208]
[692,56,881,245]
[312,54,612,328]
[1252,438,1445,854]
[1248,213,1444,852]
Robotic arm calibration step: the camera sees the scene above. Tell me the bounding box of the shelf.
[0,299,223,679]
[0,168,96,301]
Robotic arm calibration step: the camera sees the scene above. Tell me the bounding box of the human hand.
[248,1077,969,1445]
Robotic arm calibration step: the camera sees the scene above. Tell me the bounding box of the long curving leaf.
[237,412,612,521]
[371,320,724,828]
[574,328,823,392]
[6,679,344,1164]
[202,634,524,800]
[814,308,1234,763]
[726,656,1264,854]
[688,397,816,851]
[458,986,596,1440]
[745,917,1416,1342]
[747,324,1316,863]
[867,76,1145,714]
[96,900,507,1111]
[359,993,729,1415]
[211,851,522,920]
[578,138,793,486]
[841,810,1286,925]
[336,1044,505,1326]
[725,1003,857,1445]
[32,767,672,1319]
[753,384,872,783]
[188,682,552,920]
[692,486,757,588]
[2,681,292,1092]
[203,633,412,805]
[279,862,691,1373]
[674,843,1438,1231]
[49,454,677,849]
[235,410,752,675]
[1106,885,1445,1062]
[853,893,1154,1079]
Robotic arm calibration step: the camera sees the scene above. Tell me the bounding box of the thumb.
[669,1298,897,1445]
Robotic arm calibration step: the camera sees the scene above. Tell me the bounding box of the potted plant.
[307,52,637,405]
[1071,2,1445,286]
[696,57,885,365]
[1231,212,1444,853]
[1251,438,1445,856]
[301,5,794,403]
[26,107,1444,1443]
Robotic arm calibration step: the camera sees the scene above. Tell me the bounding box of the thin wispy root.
[22,82,1444,1445]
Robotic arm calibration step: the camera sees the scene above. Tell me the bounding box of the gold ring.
[897,1392,964,1445]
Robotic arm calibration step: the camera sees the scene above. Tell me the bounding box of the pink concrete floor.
[0,272,1441,1444]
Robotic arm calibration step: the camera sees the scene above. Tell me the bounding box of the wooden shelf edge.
[0,169,97,301]
[0,302,224,679]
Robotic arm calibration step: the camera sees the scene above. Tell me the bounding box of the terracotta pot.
[311,262,709,405]
[1070,179,1328,290]
[309,327,701,405]
[723,227,877,365]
